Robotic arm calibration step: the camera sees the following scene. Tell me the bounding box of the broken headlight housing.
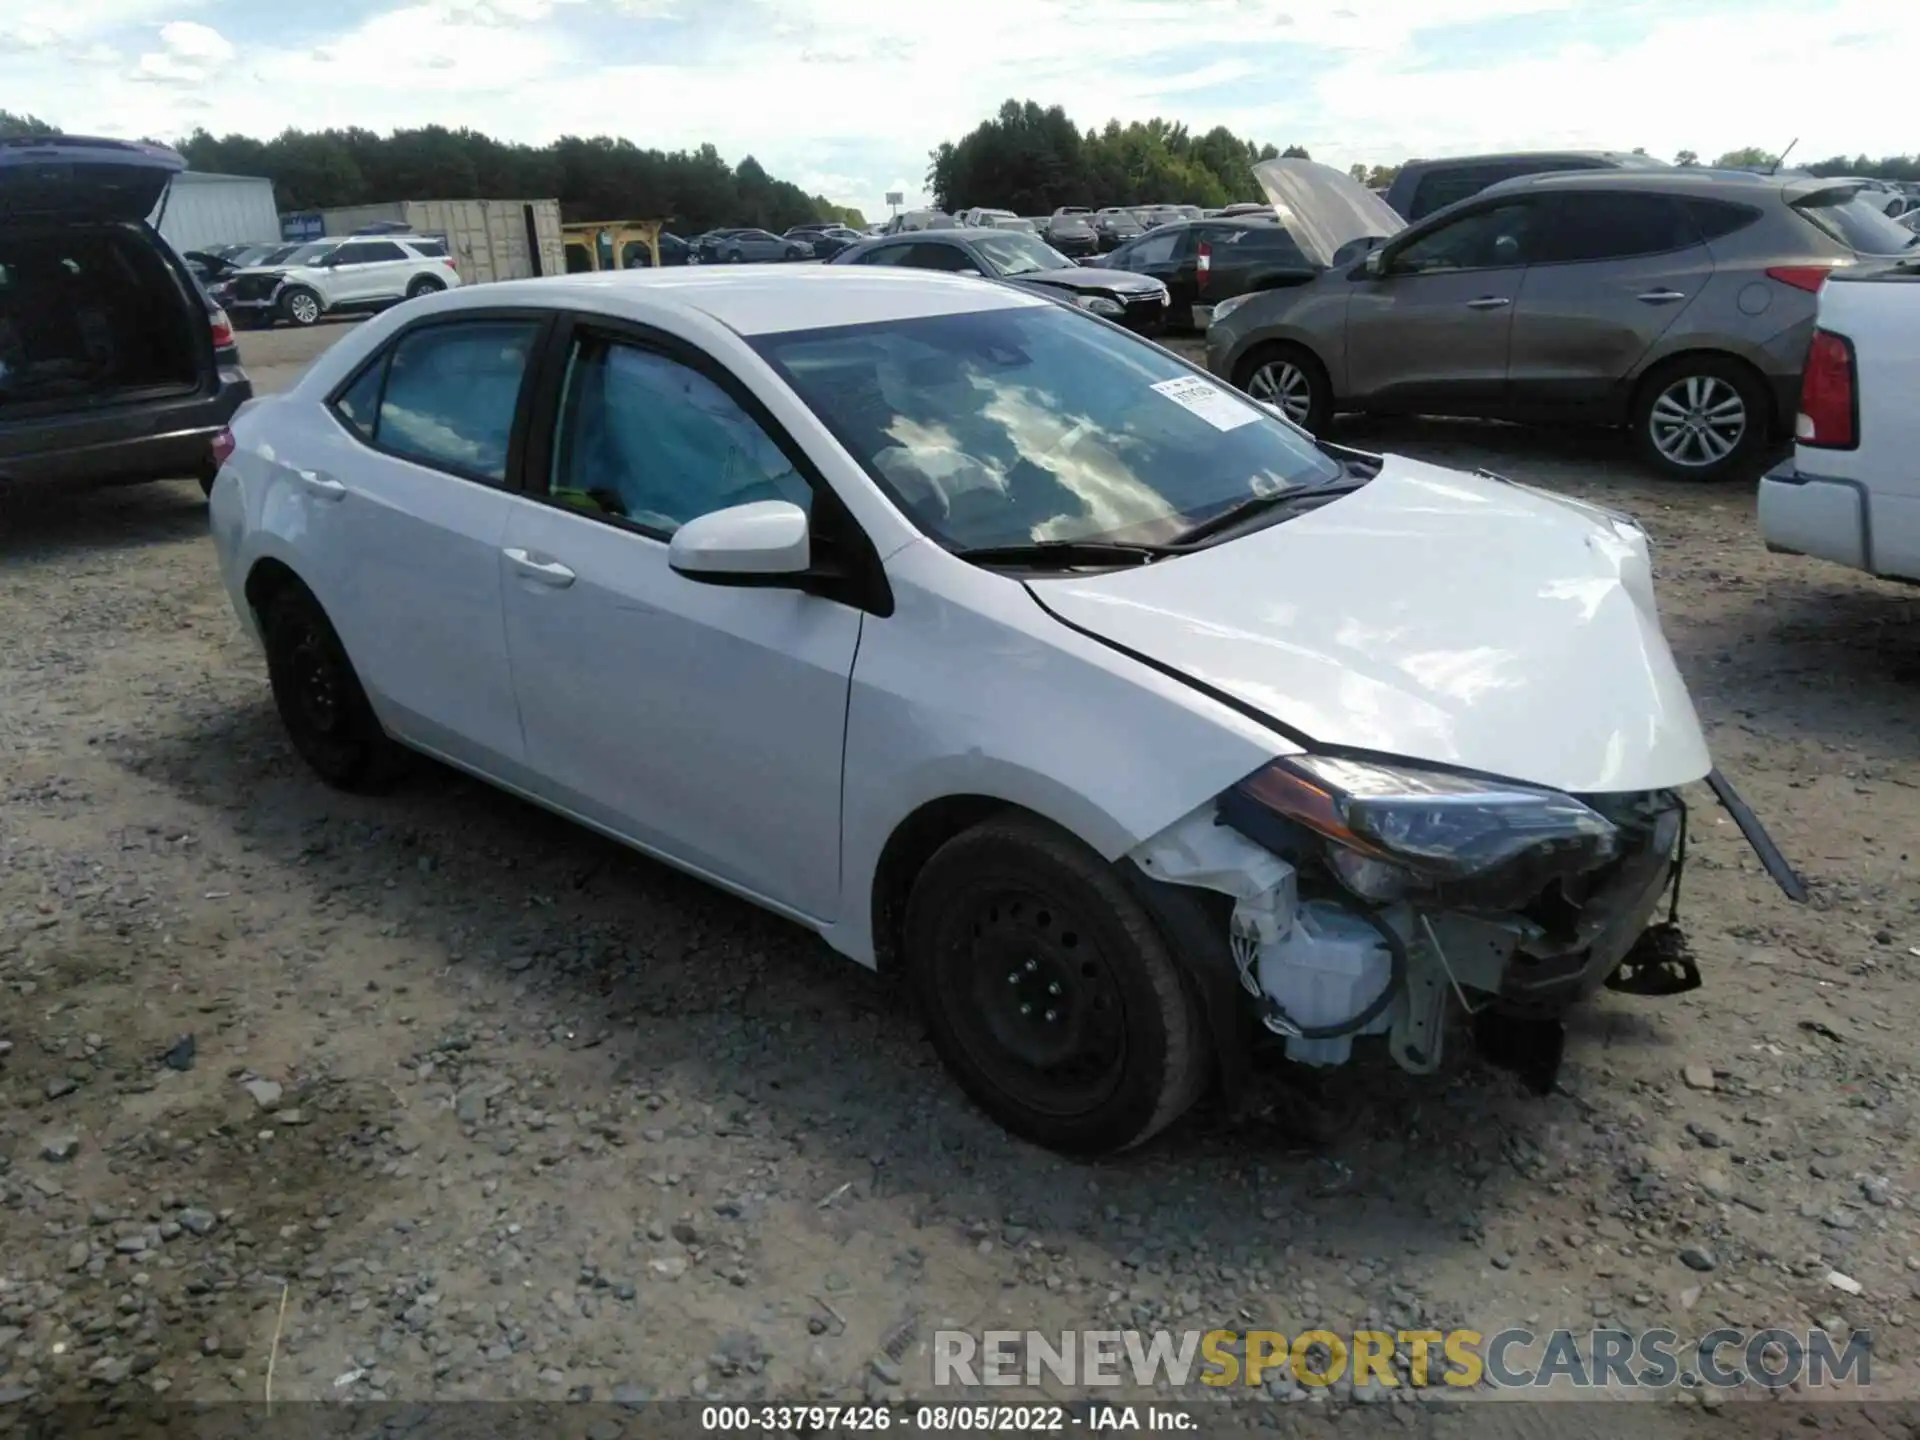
[1218,755,1622,910]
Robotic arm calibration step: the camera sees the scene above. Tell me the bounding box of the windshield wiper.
[951,539,1189,568]
[1173,477,1369,546]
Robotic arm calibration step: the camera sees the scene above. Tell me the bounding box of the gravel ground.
[2,321,1919,1428]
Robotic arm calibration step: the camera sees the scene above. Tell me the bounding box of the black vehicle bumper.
[0,369,253,488]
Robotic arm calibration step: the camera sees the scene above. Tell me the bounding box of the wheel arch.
[242,554,313,626]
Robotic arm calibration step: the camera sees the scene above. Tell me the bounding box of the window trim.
[1529,192,1703,268]
[518,311,896,617]
[321,308,556,490]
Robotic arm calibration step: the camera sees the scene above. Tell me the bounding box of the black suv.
[1,135,250,497]
[1385,150,1670,222]
[1097,217,1317,328]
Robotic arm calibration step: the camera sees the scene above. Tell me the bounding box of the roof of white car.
[446,265,1049,337]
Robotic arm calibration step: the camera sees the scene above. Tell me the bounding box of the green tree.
[0,110,56,138]
[170,124,856,233]
[1280,144,1311,160]
[1674,149,1699,167]
[1713,146,1779,171]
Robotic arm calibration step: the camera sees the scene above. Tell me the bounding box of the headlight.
[1077,295,1124,317]
[1219,755,1620,907]
[1209,292,1254,325]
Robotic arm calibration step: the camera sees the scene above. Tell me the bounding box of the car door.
[496,320,862,921]
[1342,196,1547,413]
[1507,191,1713,415]
[321,242,384,302]
[354,239,415,299]
[295,313,545,773]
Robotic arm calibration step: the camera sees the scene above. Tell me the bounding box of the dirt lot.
[3,318,1919,1427]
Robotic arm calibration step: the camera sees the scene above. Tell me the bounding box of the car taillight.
[210,427,237,468]
[1196,240,1211,292]
[442,258,458,271]
[1766,265,1833,293]
[1796,328,1856,448]
[209,307,234,349]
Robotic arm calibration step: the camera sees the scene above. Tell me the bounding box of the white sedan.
[208,267,1796,1155]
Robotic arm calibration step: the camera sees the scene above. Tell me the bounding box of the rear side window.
[407,238,450,258]
[1794,191,1918,256]
[1212,226,1308,264]
[1685,199,1762,241]
[348,320,541,482]
[1537,193,1697,263]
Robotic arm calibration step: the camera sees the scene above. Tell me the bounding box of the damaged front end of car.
[1130,753,1713,1097]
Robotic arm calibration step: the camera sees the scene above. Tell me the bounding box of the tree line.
[0,110,864,233]
[927,100,1307,214]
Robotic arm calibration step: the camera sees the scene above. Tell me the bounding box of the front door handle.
[296,469,345,501]
[1637,289,1687,304]
[1465,296,1511,310]
[503,548,576,588]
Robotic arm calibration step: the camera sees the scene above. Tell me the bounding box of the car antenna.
[1768,139,1798,176]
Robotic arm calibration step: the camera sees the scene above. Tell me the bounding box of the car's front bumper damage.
[1128,768,1799,1098]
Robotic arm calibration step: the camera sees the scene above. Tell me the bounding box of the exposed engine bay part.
[1706,768,1808,902]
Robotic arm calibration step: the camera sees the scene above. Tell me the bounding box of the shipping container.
[302,199,565,284]
[150,172,281,255]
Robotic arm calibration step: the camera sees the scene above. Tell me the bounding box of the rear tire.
[280,287,322,328]
[1631,355,1769,482]
[1233,342,1332,433]
[405,275,445,299]
[903,815,1208,1156]
[260,585,403,793]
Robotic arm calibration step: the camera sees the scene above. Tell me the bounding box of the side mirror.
[957,267,982,277]
[668,500,811,585]
[1361,248,1385,278]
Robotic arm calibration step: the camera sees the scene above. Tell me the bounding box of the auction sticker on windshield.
[1151,375,1259,432]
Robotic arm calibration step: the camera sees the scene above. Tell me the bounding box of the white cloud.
[129,21,235,86]
[1,0,1916,219]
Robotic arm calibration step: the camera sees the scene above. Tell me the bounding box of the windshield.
[284,242,337,266]
[1796,190,1920,254]
[974,232,1074,276]
[752,305,1342,552]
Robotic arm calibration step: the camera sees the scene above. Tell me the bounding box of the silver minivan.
[1206,161,1918,480]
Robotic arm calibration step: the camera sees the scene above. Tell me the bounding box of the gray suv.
[1206,164,1920,481]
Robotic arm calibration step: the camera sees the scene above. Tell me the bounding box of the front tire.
[1234,342,1332,432]
[903,815,1208,1156]
[1632,355,1769,482]
[280,287,322,328]
[261,585,402,793]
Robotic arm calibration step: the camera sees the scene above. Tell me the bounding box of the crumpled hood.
[1027,457,1712,794]
[1015,267,1165,297]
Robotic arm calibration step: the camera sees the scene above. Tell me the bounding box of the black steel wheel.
[261,584,402,792]
[904,815,1207,1155]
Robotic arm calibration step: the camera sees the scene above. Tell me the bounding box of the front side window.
[373,320,540,482]
[1123,230,1183,267]
[752,304,1342,553]
[1537,193,1696,264]
[547,337,811,535]
[895,243,975,273]
[1388,200,1543,273]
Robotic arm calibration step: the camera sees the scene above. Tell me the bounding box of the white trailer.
[151,172,281,255]
[313,198,565,284]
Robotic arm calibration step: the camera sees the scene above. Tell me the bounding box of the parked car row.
[218,233,461,329]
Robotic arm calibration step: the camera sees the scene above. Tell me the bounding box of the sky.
[2,0,1915,220]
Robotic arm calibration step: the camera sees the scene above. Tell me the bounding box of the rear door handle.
[503,548,576,588]
[1465,296,1511,309]
[1637,289,1687,304]
[296,469,345,501]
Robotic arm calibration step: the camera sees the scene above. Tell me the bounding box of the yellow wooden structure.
[560,219,672,272]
